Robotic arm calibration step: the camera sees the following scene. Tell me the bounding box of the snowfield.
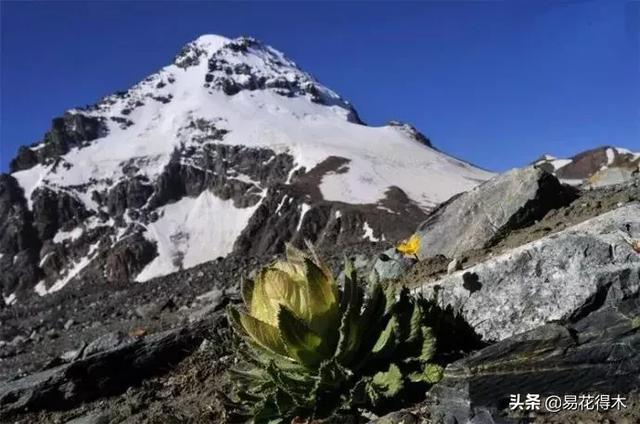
[136,190,264,282]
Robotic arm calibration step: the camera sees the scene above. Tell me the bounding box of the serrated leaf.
[349,377,369,407]
[339,258,362,313]
[274,389,296,416]
[420,326,436,361]
[367,363,404,404]
[312,360,352,419]
[228,366,268,385]
[384,284,397,315]
[422,363,444,384]
[409,363,443,384]
[278,305,325,368]
[407,302,423,342]
[334,305,358,363]
[316,359,351,389]
[235,387,266,403]
[252,398,283,424]
[334,267,365,364]
[372,315,398,355]
[265,362,314,395]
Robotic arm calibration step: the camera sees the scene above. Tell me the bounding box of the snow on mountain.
[1,35,494,300]
[12,35,487,211]
[136,189,263,282]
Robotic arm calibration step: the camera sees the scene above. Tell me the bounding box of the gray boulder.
[413,203,640,341]
[372,248,417,281]
[415,167,577,259]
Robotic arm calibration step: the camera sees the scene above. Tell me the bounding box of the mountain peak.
[2,33,494,298]
[168,34,357,118]
[190,34,231,51]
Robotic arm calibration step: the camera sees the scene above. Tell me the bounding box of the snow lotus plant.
[225,245,443,423]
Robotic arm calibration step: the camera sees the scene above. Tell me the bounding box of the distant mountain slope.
[1,35,493,302]
[533,146,639,187]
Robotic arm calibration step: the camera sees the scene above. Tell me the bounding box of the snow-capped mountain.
[1,35,493,302]
[533,146,639,187]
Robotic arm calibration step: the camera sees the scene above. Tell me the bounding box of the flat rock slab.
[0,312,225,418]
[427,296,640,423]
[415,167,577,259]
[413,203,640,341]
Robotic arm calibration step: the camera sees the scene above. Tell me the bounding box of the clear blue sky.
[1,1,638,173]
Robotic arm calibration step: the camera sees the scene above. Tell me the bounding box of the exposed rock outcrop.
[0,175,41,298]
[415,167,578,260]
[10,113,107,173]
[103,233,157,283]
[31,187,91,241]
[413,203,640,341]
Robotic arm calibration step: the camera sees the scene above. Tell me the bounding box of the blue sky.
[1,1,638,173]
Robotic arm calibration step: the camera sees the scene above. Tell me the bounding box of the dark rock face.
[31,187,91,240]
[10,113,107,173]
[234,184,428,257]
[147,143,293,211]
[415,167,578,259]
[0,175,41,297]
[106,177,154,217]
[427,296,640,423]
[104,233,156,283]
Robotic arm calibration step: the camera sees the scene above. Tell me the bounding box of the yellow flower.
[396,234,421,256]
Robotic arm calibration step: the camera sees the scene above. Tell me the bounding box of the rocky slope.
[1,34,493,304]
[2,173,639,424]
